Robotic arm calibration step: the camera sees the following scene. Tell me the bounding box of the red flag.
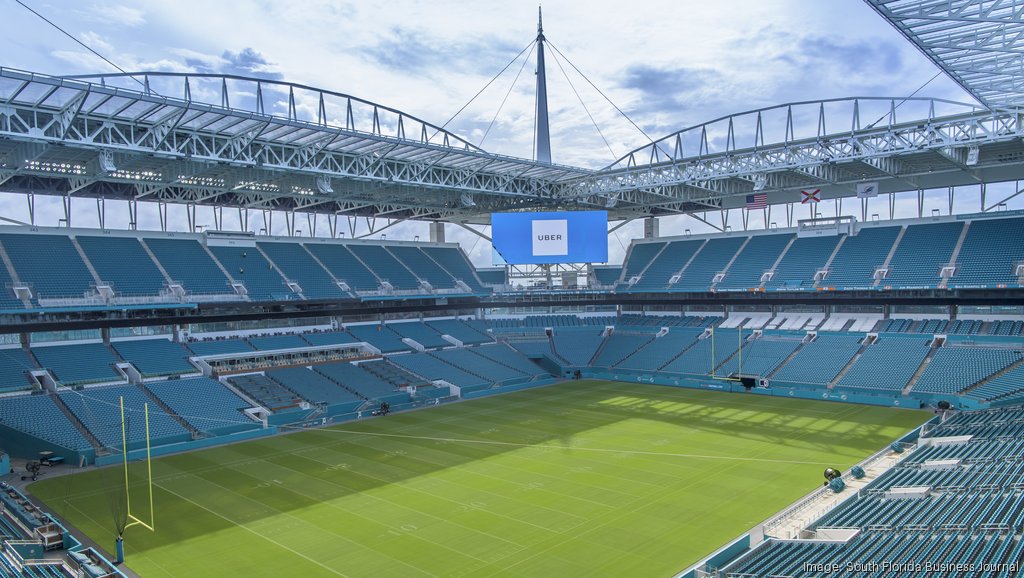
[801,189,821,204]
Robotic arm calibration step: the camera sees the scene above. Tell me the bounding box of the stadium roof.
[867,0,1024,108]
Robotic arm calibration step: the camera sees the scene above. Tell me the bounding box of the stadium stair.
[812,234,847,289]
[960,356,1024,399]
[0,242,31,308]
[712,334,753,375]
[709,235,751,291]
[586,333,611,366]
[655,332,706,370]
[765,335,812,379]
[605,335,656,368]
[253,245,301,296]
[872,225,907,288]
[69,237,104,288]
[663,239,708,289]
[137,382,202,437]
[826,336,875,390]
[428,351,493,384]
[299,244,352,296]
[546,335,571,365]
[902,339,943,395]
[344,247,387,290]
[200,243,240,290]
[467,346,537,376]
[47,393,106,455]
[629,242,670,288]
[938,220,972,289]
[138,238,176,286]
[758,235,798,289]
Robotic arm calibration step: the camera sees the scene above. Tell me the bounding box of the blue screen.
[491,211,608,265]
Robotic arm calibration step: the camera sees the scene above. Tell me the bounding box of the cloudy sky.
[1,0,1017,267]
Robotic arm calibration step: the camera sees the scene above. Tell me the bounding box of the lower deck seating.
[469,344,548,376]
[770,334,863,386]
[59,385,188,449]
[835,337,930,393]
[145,378,256,435]
[0,394,93,451]
[0,348,35,392]
[314,362,409,404]
[912,346,1021,394]
[388,352,490,392]
[186,338,255,356]
[426,319,493,344]
[266,367,364,411]
[430,348,526,382]
[551,329,605,366]
[226,374,303,412]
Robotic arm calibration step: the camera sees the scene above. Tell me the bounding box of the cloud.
[183,47,283,80]
[90,3,146,27]
[359,26,521,76]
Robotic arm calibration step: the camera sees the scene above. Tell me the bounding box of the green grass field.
[30,380,929,577]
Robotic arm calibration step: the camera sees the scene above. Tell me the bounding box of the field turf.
[30,380,929,577]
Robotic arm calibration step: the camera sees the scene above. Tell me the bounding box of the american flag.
[745,193,767,210]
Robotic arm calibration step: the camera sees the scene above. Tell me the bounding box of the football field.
[30,380,929,577]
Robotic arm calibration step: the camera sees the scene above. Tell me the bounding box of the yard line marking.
[152,481,353,578]
[313,428,828,465]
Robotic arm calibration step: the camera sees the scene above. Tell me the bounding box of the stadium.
[0,1,1023,576]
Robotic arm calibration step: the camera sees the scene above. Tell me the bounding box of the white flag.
[856,182,879,198]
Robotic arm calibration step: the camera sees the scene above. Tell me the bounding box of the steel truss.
[2,70,1024,225]
[867,0,1024,108]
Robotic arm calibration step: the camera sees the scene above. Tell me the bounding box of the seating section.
[248,334,309,351]
[717,234,793,290]
[617,329,703,371]
[617,241,665,289]
[591,333,653,367]
[950,217,1024,288]
[771,334,863,386]
[388,353,490,392]
[990,320,1023,336]
[360,359,430,388]
[673,236,747,291]
[388,322,450,349]
[59,385,188,449]
[661,331,742,375]
[143,238,233,295]
[304,244,380,291]
[208,245,291,301]
[821,226,900,289]
[0,234,95,300]
[551,329,606,366]
[145,377,256,435]
[0,348,35,392]
[388,246,457,290]
[421,246,487,291]
[469,344,548,377]
[347,245,420,290]
[431,348,526,382]
[33,342,120,385]
[426,319,493,344]
[186,338,255,356]
[0,394,93,450]
[912,346,1021,394]
[314,362,409,404]
[629,240,702,290]
[967,363,1024,401]
[591,266,621,286]
[346,324,412,353]
[256,242,347,299]
[884,221,963,288]
[715,337,802,377]
[77,235,168,297]
[765,235,841,289]
[302,331,359,346]
[266,367,363,412]
[226,373,303,412]
[111,339,195,377]
[835,337,930,392]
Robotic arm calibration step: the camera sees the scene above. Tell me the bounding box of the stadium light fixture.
[316,175,334,194]
[965,146,980,166]
[98,150,117,173]
[752,173,767,191]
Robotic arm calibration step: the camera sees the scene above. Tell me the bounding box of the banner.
[856,182,879,198]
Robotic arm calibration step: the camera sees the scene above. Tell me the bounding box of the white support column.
[429,221,446,243]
